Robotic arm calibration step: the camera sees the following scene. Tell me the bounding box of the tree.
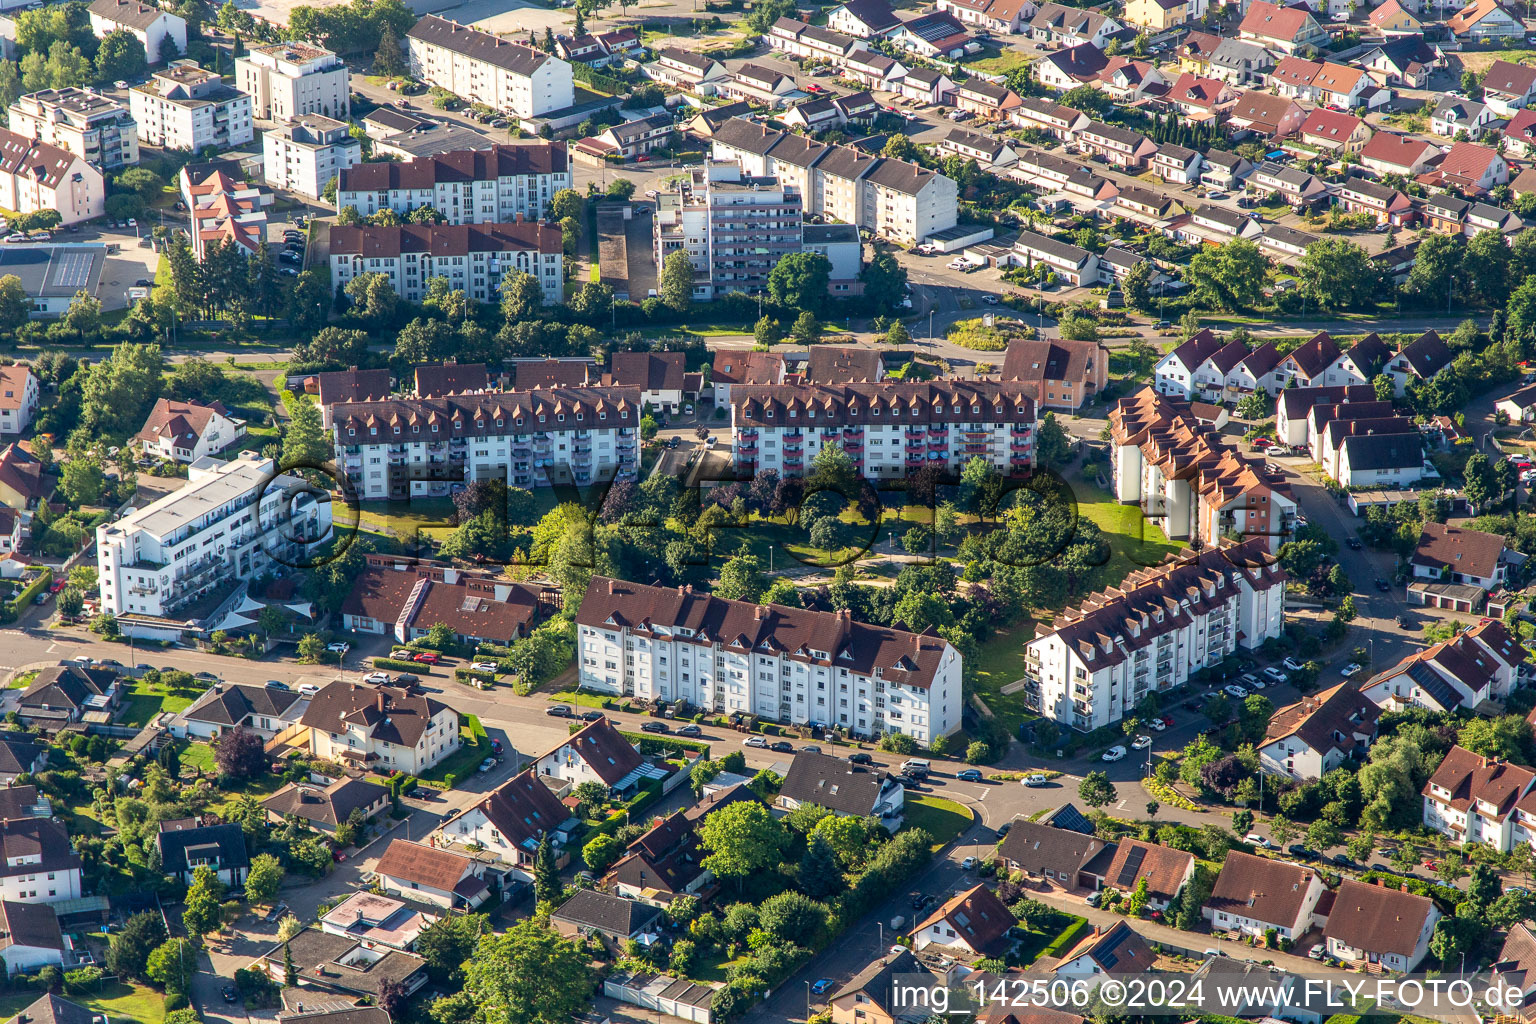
[791,310,820,345]
[886,320,911,346]
[698,800,788,883]
[1463,452,1499,511]
[182,864,225,937]
[858,251,906,311]
[1235,392,1270,420]
[1406,233,1466,308]
[1123,259,1154,311]
[463,919,593,1024]
[1298,237,1376,310]
[1306,819,1342,851]
[533,833,561,904]
[213,726,266,780]
[1457,715,1534,761]
[1187,239,1267,311]
[499,270,543,323]
[244,853,284,903]
[754,315,781,346]
[1034,412,1071,470]
[417,915,485,984]
[59,587,84,617]
[107,912,167,982]
[95,28,147,83]
[146,938,197,993]
[60,457,104,506]
[715,553,766,603]
[375,24,405,75]
[768,252,833,314]
[582,833,622,874]
[282,392,333,472]
[1079,771,1117,808]
[344,271,399,328]
[1466,225,1514,305]
[0,275,28,333]
[660,250,694,313]
[799,831,843,899]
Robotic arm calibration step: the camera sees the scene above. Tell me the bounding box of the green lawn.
[180,741,216,774]
[1072,480,1180,588]
[969,620,1038,738]
[966,45,1032,75]
[417,715,490,788]
[903,793,972,850]
[0,981,164,1024]
[7,670,36,689]
[118,680,196,728]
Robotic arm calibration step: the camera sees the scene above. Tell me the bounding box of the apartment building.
[235,41,350,121]
[336,142,569,224]
[1111,386,1297,551]
[0,129,105,227]
[129,61,253,151]
[262,115,360,200]
[1423,744,1536,851]
[326,385,642,498]
[7,88,138,170]
[1024,540,1287,731]
[654,163,805,300]
[576,576,964,745]
[709,117,957,245]
[96,453,333,619]
[329,222,563,306]
[406,15,574,119]
[1000,338,1109,412]
[182,161,271,260]
[87,0,186,62]
[730,380,1035,480]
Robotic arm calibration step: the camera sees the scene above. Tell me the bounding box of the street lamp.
[805,981,811,1022]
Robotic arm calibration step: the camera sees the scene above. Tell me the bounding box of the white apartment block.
[325,385,642,498]
[129,61,253,152]
[7,88,139,170]
[0,128,105,226]
[1422,745,1536,852]
[96,453,333,619]
[262,115,361,199]
[0,820,82,905]
[1024,542,1287,731]
[236,41,350,121]
[328,222,563,306]
[710,116,957,245]
[406,15,574,119]
[732,380,1035,480]
[654,162,806,300]
[336,142,570,224]
[87,0,186,63]
[577,576,965,745]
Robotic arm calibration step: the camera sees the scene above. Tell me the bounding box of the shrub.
[63,966,104,996]
[164,993,190,1012]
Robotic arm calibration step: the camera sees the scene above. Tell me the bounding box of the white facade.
[7,88,139,170]
[1025,545,1286,731]
[308,704,461,775]
[129,62,253,152]
[1206,871,1324,940]
[327,386,642,498]
[0,368,39,436]
[328,223,564,306]
[262,115,361,200]
[96,453,333,618]
[406,15,574,119]
[336,143,571,224]
[87,0,186,63]
[235,42,350,121]
[0,128,105,226]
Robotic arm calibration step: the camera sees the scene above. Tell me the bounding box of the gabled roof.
[1446,0,1522,33]
[300,683,450,750]
[0,819,78,880]
[1361,131,1439,168]
[1340,431,1423,471]
[1300,108,1365,141]
[1423,744,1534,815]
[3,995,97,1024]
[406,15,554,76]
[833,950,924,1010]
[182,682,302,727]
[1057,920,1154,976]
[912,884,1015,955]
[1262,681,1380,754]
[1088,839,1194,903]
[551,887,663,937]
[548,718,644,786]
[1284,331,1343,379]
[835,0,901,30]
[156,819,250,873]
[1396,329,1453,379]
[1483,59,1536,97]
[375,839,480,893]
[1324,879,1436,956]
[453,769,569,852]
[1166,328,1225,373]
[0,901,61,953]
[779,752,892,815]
[998,819,1107,872]
[1227,91,1299,130]
[1002,339,1104,385]
[806,346,883,384]
[1344,332,1393,377]
[263,776,389,827]
[1411,520,1506,579]
[89,0,177,30]
[1205,850,1317,928]
[1239,0,1316,40]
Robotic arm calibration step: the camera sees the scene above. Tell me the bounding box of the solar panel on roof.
[1114,844,1147,888]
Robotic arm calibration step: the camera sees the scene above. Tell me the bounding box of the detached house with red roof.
[1055,921,1156,981]
[1080,839,1195,909]
[576,576,963,744]
[1418,141,1509,194]
[301,682,462,775]
[1504,109,1536,159]
[1238,0,1327,53]
[1385,329,1454,397]
[912,885,1016,958]
[1422,744,1536,851]
[133,398,246,463]
[1257,681,1380,781]
[1300,108,1371,153]
[1364,619,1524,711]
[438,768,575,879]
[1164,73,1240,118]
[1204,851,1325,940]
[0,367,38,437]
[1481,59,1536,114]
[375,839,490,911]
[534,717,649,797]
[1360,131,1441,178]
[1324,879,1441,972]
[1445,0,1524,40]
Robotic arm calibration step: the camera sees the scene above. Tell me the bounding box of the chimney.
[607,579,615,595]
[377,693,386,713]
[1401,883,1410,892]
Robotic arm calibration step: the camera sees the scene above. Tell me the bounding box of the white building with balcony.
[576,576,963,745]
[324,386,642,498]
[1023,541,1286,731]
[129,61,253,152]
[405,15,573,120]
[7,88,138,170]
[235,41,350,121]
[335,142,570,224]
[95,453,333,619]
[328,222,563,306]
[261,115,361,200]
[1423,744,1536,852]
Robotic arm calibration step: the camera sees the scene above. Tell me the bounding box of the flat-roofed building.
[7,88,138,169]
[236,41,349,121]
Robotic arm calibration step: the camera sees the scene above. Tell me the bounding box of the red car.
[1160,714,1175,728]
[1249,437,1275,450]
[412,651,440,665]
[48,579,65,593]
[1423,859,1438,870]
[806,83,824,92]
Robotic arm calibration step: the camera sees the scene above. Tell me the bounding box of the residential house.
[319,892,437,952]
[1076,121,1156,169]
[1360,131,1441,178]
[997,820,1109,883]
[1176,30,1221,73]
[650,49,727,89]
[0,367,38,436]
[1361,37,1435,87]
[610,351,687,412]
[1481,59,1536,114]
[172,682,304,741]
[1445,0,1524,40]
[551,889,663,952]
[1324,879,1442,972]
[1275,332,1356,389]
[605,784,755,905]
[804,346,884,384]
[911,885,1015,957]
[1204,851,1324,939]
[1499,382,1536,423]
[0,819,81,904]
[1409,521,1514,609]
[155,818,249,887]
[1055,921,1157,984]
[1228,341,1286,397]
[87,0,186,63]
[1333,176,1413,226]
[1257,681,1381,780]
[1162,73,1239,119]
[1038,44,1110,91]
[260,929,427,1004]
[1200,150,1255,190]
[777,752,905,831]
[1250,161,1328,207]
[936,127,1018,167]
[0,443,49,512]
[1010,150,1117,200]
[829,950,934,1024]
[1419,141,1508,193]
[1338,333,1395,383]
[895,67,955,105]
[132,397,245,463]
[767,19,868,63]
[1364,619,1524,711]
[436,769,574,880]
[717,64,797,106]
[953,80,1023,121]
[1030,3,1122,46]
[1112,184,1183,225]
[1504,108,1536,158]
[1299,108,1371,153]
[263,775,392,834]
[1095,57,1166,101]
[1432,96,1497,138]
[1368,0,1423,33]
[1099,246,1169,292]
[534,717,648,797]
[0,738,45,785]
[300,682,462,775]
[1422,744,1536,850]
[1337,431,1428,489]
[0,129,105,226]
[1238,0,1327,53]
[0,903,64,975]
[1124,0,1201,31]
[843,51,908,93]
[889,11,973,59]
[936,0,1038,34]
[1154,328,1227,399]
[1012,229,1099,285]
[18,664,118,730]
[710,350,785,405]
[340,557,551,646]
[1000,338,1109,412]
[1226,91,1307,137]
[1385,330,1454,396]
[374,839,490,911]
[828,0,902,37]
[589,114,673,160]
[1079,839,1195,909]
[1010,97,1090,140]
[1207,41,1275,86]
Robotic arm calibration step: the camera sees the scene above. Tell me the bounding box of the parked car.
[640,721,669,733]
[1287,844,1316,860]
[1375,578,1392,592]
[470,661,497,673]
[478,758,496,773]
[327,641,350,654]
[1023,774,1047,787]
[1223,684,1248,698]
[956,768,983,781]
[1282,657,1304,672]
[546,705,573,717]
[677,723,702,737]
[1263,666,1286,683]
[1332,853,1356,868]
[1397,615,1415,629]
[362,671,390,684]
[1265,446,1287,458]
[1245,833,1271,848]
[394,673,420,684]
[1147,717,1166,732]
[1308,944,1326,960]
[848,752,874,765]
[1346,537,1363,549]
[412,651,439,664]
[1102,745,1126,762]
[811,980,834,996]
[1341,663,1362,678]
[961,856,977,869]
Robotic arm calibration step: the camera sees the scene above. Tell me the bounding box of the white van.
[901,759,931,773]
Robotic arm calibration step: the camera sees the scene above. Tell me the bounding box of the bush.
[164,993,190,1012]
[372,657,421,672]
[63,967,103,996]
[878,732,917,755]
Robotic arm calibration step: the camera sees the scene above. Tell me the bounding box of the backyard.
[416,715,491,787]
[0,981,164,1024]
[118,678,199,728]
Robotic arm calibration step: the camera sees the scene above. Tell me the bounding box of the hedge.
[10,569,52,615]
[1359,871,1461,908]
[1041,917,1090,958]
[455,668,495,685]
[624,778,666,816]
[373,657,422,672]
